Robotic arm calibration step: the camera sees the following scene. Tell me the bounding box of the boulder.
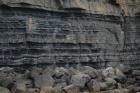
[43,66,55,76]
[54,67,69,77]
[102,67,126,83]
[97,88,134,93]
[115,68,126,78]
[14,81,26,92]
[31,67,55,88]
[108,89,132,93]
[30,67,43,78]
[71,73,91,88]
[87,80,101,92]
[34,74,55,88]
[105,78,117,86]
[91,81,101,92]
[13,79,32,92]
[80,66,98,78]
[40,87,56,93]
[68,67,80,75]
[0,87,11,93]
[0,71,19,88]
[63,85,79,93]
[28,88,40,93]
[54,82,67,88]
[99,82,108,91]
[53,67,70,87]
[102,67,116,78]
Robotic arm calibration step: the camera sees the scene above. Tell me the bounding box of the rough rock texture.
[0,66,139,93]
[0,0,139,68]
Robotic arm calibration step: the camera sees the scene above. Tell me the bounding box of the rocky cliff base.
[0,65,139,93]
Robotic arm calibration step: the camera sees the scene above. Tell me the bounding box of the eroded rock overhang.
[0,0,140,16]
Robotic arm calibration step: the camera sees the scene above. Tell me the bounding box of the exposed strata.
[0,0,122,16]
[117,0,140,16]
[0,0,139,68]
[0,0,140,16]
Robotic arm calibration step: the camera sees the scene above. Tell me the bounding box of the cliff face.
[117,0,140,16]
[0,0,139,68]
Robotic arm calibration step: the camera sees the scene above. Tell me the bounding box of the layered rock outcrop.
[0,0,139,68]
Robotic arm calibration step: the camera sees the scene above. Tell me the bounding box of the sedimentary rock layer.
[0,0,139,68]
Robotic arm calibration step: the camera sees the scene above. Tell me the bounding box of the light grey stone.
[71,73,91,88]
[34,74,55,88]
[0,87,11,93]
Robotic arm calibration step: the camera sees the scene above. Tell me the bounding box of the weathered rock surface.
[0,0,139,16]
[0,0,139,68]
[71,73,90,88]
[0,66,138,93]
[0,0,139,93]
[0,87,11,93]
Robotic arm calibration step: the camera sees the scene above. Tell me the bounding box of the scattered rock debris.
[0,64,139,93]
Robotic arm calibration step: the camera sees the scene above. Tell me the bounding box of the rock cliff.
[0,0,139,68]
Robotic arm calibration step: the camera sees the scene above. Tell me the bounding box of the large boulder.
[0,87,11,93]
[68,67,80,75]
[12,79,32,92]
[79,66,98,78]
[105,78,117,85]
[90,80,101,92]
[102,67,116,78]
[34,74,55,88]
[108,89,132,93]
[71,73,91,88]
[63,85,79,93]
[102,67,126,81]
[87,80,108,92]
[30,67,43,78]
[31,67,55,88]
[99,82,108,91]
[54,82,67,89]
[0,68,19,88]
[53,67,70,87]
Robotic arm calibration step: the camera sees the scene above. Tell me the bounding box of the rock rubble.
[0,65,139,93]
